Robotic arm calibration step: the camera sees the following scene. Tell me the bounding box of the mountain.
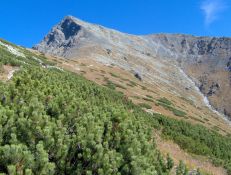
[1,37,231,175]
[34,15,231,120]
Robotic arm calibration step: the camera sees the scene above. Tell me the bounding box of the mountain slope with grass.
[34,15,231,121]
[0,39,169,175]
[1,39,231,174]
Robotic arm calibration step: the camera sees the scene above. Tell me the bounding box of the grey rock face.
[147,34,231,57]
[34,16,96,56]
[34,15,231,120]
[227,57,231,72]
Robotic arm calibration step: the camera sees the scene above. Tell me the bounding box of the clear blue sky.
[1,0,230,47]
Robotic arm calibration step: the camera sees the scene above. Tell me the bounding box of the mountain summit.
[34,15,231,119]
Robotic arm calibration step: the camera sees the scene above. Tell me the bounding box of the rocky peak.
[33,16,92,55]
[34,16,231,119]
[59,16,82,40]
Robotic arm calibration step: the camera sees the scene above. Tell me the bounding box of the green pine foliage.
[0,43,170,174]
[176,160,188,175]
[138,103,152,109]
[0,66,164,174]
[0,63,3,73]
[1,40,231,174]
[157,98,172,106]
[156,98,187,117]
[166,154,174,170]
[154,114,231,174]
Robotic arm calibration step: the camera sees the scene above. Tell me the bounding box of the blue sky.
[0,0,230,47]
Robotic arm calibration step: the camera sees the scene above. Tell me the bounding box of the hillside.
[36,53,231,135]
[34,16,231,120]
[1,38,231,174]
[1,39,168,174]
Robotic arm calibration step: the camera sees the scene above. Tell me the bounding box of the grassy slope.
[1,39,231,174]
[44,56,231,135]
[0,39,171,175]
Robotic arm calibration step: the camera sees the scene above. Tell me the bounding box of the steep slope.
[34,16,231,121]
[36,54,231,135]
[146,34,231,119]
[1,39,171,175]
[2,39,231,174]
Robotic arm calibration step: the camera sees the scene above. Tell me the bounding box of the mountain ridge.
[56,15,231,38]
[34,15,231,120]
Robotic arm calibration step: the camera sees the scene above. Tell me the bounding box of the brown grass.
[35,53,231,135]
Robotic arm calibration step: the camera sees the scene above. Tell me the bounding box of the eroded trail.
[7,69,17,80]
[155,133,227,175]
[0,65,19,81]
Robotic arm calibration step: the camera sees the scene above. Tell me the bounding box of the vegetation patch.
[190,116,206,123]
[143,97,154,102]
[126,83,134,87]
[156,97,187,117]
[141,85,147,90]
[157,97,172,106]
[126,81,137,87]
[138,103,152,109]
[146,95,153,99]
[114,83,127,90]
[154,114,231,174]
[131,96,141,99]
[128,80,137,86]
[180,96,194,106]
[104,80,116,90]
[110,72,120,78]
[0,63,4,73]
[172,109,187,117]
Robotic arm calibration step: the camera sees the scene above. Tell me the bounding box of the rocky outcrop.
[147,34,231,58]
[227,57,231,72]
[34,15,231,120]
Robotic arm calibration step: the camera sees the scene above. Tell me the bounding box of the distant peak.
[62,15,76,22]
[58,16,83,40]
[61,15,87,26]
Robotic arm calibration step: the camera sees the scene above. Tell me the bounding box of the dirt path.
[155,133,227,175]
[7,69,17,80]
[0,65,19,81]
